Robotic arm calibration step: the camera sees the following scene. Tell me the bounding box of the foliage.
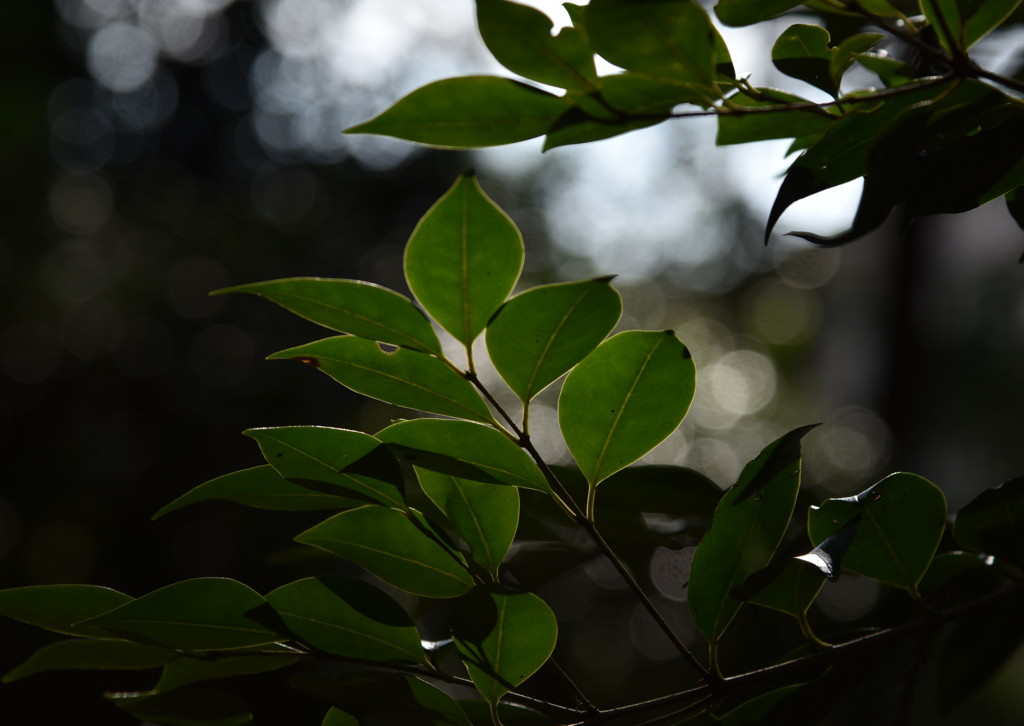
[3,1,1024,725]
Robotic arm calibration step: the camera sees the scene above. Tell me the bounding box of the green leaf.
[417,469,520,578]
[772,24,838,97]
[743,560,825,622]
[688,425,815,645]
[0,584,132,637]
[829,33,884,90]
[4,639,174,682]
[155,653,299,692]
[266,576,426,663]
[586,0,719,87]
[960,0,1023,49]
[855,52,916,88]
[715,0,804,26]
[476,0,597,91]
[152,465,363,520]
[346,76,568,148]
[920,0,963,52]
[295,506,475,598]
[717,88,835,145]
[405,174,524,346]
[217,278,442,355]
[601,73,714,114]
[77,578,283,651]
[452,587,558,704]
[953,476,1024,569]
[269,336,495,424]
[486,277,622,402]
[458,700,558,725]
[807,473,948,593]
[543,107,666,150]
[558,330,695,486]
[377,418,549,492]
[108,688,252,726]
[245,426,405,508]
[295,673,472,726]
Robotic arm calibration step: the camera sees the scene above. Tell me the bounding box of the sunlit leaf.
[486,277,622,402]
[245,426,405,508]
[0,584,132,638]
[295,506,474,598]
[155,653,299,692]
[269,336,495,424]
[405,173,523,347]
[346,76,568,148]
[78,578,283,651]
[452,587,557,704]
[215,278,442,355]
[807,473,947,593]
[476,0,597,91]
[715,0,803,26]
[559,330,695,486]
[953,476,1024,569]
[266,576,426,663]
[688,425,815,644]
[108,688,252,726]
[4,639,173,683]
[377,418,549,492]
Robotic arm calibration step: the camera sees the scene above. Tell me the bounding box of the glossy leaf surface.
[4,639,173,682]
[688,426,814,643]
[453,587,558,703]
[270,336,494,424]
[0,584,132,637]
[217,278,441,355]
[108,688,252,726]
[295,506,474,598]
[808,473,947,592]
[405,174,523,345]
[486,277,621,402]
[245,426,404,508]
[346,76,568,148]
[79,578,282,651]
[378,418,549,492]
[953,476,1024,569]
[559,330,695,486]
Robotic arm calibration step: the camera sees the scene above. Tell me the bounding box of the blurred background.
[2,0,1023,723]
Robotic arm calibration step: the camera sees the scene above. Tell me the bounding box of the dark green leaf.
[266,576,426,663]
[215,278,442,355]
[322,709,358,726]
[108,688,252,726]
[718,684,804,725]
[78,578,283,651]
[377,418,549,492]
[855,52,916,88]
[714,0,803,26]
[417,470,520,578]
[772,24,838,97]
[601,73,714,114]
[294,673,472,726]
[295,506,474,598]
[4,639,173,682]
[269,336,495,424]
[919,551,1003,606]
[559,330,695,486]
[457,700,558,725]
[476,0,597,91]
[953,476,1024,569]
[452,587,557,704]
[960,0,1023,49]
[793,514,860,581]
[405,174,524,346]
[346,76,568,148]
[807,473,947,593]
[829,33,884,90]
[153,466,361,520]
[688,425,815,644]
[155,653,299,692]
[1007,187,1024,234]
[717,88,835,145]
[743,560,825,621]
[543,107,666,150]
[920,0,963,52]
[486,277,622,402]
[0,584,132,637]
[245,426,405,508]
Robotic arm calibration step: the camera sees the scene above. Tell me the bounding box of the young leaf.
[452,587,558,705]
[295,506,474,598]
[0,584,132,638]
[807,473,947,593]
[772,24,838,97]
[405,174,524,347]
[476,0,598,91]
[266,576,426,663]
[377,418,549,492]
[558,330,695,486]
[346,76,568,148]
[269,336,495,424]
[715,0,803,26]
[155,653,300,693]
[152,465,364,520]
[244,426,405,508]
[107,688,252,726]
[486,277,622,402]
[77,578,283,651]
[417,469,520,578]
[953,476,1024,569]
[688,425,815,647]
[4,639,174,683]
[216,278,442,355]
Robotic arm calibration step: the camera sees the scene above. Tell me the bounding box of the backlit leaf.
[4,639,173,683]
[0,584,132,637]
[953,476,1024,569]
[295,506,474,598]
